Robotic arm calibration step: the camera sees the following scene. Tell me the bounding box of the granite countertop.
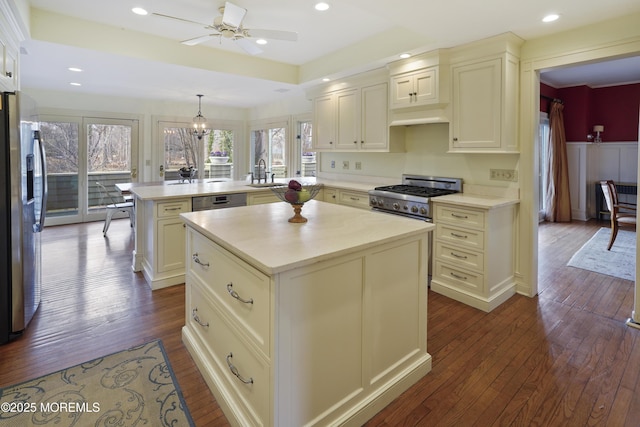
[432,193,520,209]
[180,200,433,275]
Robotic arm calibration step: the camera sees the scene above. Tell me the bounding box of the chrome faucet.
[257,158,267,184]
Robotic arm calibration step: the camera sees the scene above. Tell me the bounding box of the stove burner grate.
[374,185,456,198]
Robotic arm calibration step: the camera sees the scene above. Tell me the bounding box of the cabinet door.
[335,89,359,150]
[451,58,502,150]
[390,73,415,108]
[360,83,388,150]
[413,69,437,105]
[323,188,337,203]
[157,218,186,273]
[313,94,336,150]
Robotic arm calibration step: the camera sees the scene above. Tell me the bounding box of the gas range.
[369,175,463,221]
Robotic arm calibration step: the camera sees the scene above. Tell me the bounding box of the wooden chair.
[96,182,135,236]
[600,180,636,250]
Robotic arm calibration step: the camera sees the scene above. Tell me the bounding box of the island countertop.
[180,200,434,275]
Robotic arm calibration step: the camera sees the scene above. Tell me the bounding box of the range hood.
[389,107,449,126]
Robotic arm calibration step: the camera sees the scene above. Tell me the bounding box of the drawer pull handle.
[350,197,359,201]
[165,207,182,211]
[450,232,468,239]
[191,308,209,327]
[192,253,210,267]
[450,252,468,259]
[226,353,254,384]
[450,272,468,281]
[227,283,254,304]
[451,213,468,219]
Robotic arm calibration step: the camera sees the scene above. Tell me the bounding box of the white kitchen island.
[180,200,433,427]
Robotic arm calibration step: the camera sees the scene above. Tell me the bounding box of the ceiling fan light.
[315,2,330,11]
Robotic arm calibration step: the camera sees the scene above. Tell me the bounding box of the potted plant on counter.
[209,150,229,164]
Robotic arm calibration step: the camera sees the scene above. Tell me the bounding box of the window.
[250,118,288,179]
[298,119,316,177]
[539,112,550,221]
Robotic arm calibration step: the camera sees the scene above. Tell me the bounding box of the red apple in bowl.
[288,179,302,191]
[284,189,299,203]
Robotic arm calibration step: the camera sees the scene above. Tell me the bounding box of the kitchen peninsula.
[180,200,433,426]
[128,178,381,290]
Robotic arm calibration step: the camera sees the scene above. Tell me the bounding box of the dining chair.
[600,180,636,250]
[96,181,135,236]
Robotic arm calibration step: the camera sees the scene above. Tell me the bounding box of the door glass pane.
[163,127,200,181]
[205,129,234,180]
[87,123,132,210]
[39,121,79,217]
[299,120,315,177]
[251,126,286,179]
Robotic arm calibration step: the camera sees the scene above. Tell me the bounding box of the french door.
[40,115,139,225]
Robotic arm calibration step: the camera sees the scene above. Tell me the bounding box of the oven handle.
[370,207,432,222]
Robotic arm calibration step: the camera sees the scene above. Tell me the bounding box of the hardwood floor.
[1,218,638,426]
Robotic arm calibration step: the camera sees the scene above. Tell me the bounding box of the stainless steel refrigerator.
[0,91,47,344]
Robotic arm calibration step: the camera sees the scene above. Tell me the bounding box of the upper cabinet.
[0,1,22,92]
[390,68,438,108]
[309,69,404,152]
[448,34,523,153]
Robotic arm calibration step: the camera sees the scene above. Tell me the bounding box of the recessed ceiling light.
[322,78,330,82]
[400,53,411,59]
[256,39,267,45]
[542,14,559,23]
[132,7,148,16]
[70,82,82,86]
[68,67,83,72]
[315,2,330,11]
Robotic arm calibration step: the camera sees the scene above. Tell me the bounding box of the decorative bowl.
[178,167,197,183]
[270,184,322,223]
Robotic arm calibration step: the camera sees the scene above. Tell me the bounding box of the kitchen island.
[180,200,433,426]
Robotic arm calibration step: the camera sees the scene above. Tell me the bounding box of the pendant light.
[192,94,210,140]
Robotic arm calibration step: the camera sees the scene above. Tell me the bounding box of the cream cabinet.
[390,68,438,108]
[448,34,522,153]
[430,200,516,312]
[323,187,370,210]
[182,221,431,427]
[137,198,191,289]
[0,13,19,91]
[247,191,280,205]
[312,83,390,151]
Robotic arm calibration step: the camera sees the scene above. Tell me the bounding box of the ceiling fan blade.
[152,12,210,27]
[222,2,247,29]
[246,29,298,42]
[234,38,263,55]
[181,34,219,46]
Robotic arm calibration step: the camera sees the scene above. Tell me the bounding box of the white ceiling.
[18,0,640,108]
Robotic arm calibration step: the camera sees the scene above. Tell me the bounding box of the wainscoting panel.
[566,142,638,220]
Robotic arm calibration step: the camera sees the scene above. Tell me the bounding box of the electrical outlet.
[355,161,362,170]
[342,160,349,170]
[331,160,335,169]
[490,169,518,182]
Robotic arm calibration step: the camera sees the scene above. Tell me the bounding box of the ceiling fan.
[152,1,298,55]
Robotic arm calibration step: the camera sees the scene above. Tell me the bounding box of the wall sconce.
[593,125,604,143]
[192,94,210,140]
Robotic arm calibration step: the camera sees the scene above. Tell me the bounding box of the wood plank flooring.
[1,218,638,426]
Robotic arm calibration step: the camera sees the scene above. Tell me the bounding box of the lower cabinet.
[182,226,431,426]
[430,200,516,312]
[323,187,370,209]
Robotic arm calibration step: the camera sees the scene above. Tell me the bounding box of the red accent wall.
[540,82,640,142]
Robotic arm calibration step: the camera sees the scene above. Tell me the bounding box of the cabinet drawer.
[435,240,484,272]
[436,224,484,251]
[434,261,484,295]
[338,190,370,209]
[157,199,190,218]
[188,230,271,353]
[434,204,485,229]
[187,281,270,425]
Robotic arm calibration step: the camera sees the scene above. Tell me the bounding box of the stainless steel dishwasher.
[192,193,247,211]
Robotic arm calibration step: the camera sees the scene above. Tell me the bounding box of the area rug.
[567,227,636,281]
[0,340,194,427]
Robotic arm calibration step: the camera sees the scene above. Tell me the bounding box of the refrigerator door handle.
[34,130,47,232]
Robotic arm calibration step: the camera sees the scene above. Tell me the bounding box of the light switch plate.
[490,169,518,181]
[342,160,349,170]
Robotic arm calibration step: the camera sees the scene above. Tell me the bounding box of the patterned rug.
[567,227,636,281]
[0,340,194,427]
